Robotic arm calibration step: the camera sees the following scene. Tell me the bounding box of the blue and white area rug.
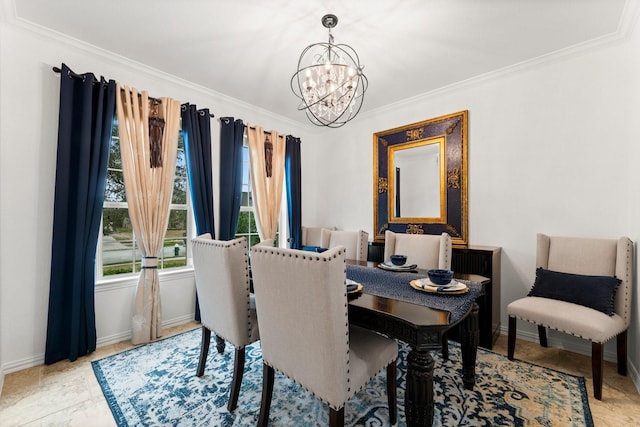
[92,328,593,426]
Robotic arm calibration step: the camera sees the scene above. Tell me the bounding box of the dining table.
[346,261,488,427]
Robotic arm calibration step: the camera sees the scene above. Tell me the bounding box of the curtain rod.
[249,126,272,135]
[220,118,274,135]
[52,66,215,118]
[245,126,297,137]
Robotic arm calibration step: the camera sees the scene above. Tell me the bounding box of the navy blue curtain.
[181,104,215,236]
[45,64,116,364]
[181,104,214,322]
[218,117,245,240]
[285,135,302,249]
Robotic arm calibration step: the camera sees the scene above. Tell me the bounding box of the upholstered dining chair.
[507,233,633,400]
[327,229,369,262]
[301,226,332,248]
[383,230,452,270]
[191,234,259,411]
[250,245,398,427]
[383,230,454,356]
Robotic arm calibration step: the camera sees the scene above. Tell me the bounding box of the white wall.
[301,12,640,386]
[1,1,639,395]
[0,19,310,374]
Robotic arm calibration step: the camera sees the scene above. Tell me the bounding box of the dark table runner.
[346,264,482,324]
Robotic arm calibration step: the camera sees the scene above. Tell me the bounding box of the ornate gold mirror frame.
[373,111,468,245]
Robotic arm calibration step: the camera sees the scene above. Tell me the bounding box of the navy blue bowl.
[390,255,407,266]
[428,269,454,285]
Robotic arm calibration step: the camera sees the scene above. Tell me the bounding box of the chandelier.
[291,14,368,128]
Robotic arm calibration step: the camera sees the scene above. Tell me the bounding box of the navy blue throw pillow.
[528,268,621,316]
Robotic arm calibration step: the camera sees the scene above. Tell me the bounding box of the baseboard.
[1,353,44,374]
[1,314,196,374]
[629,357,640,396]
[501,325,640,394]
[96,313,196,348]
[163,313,197,330]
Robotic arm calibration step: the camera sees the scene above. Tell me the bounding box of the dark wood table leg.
[405,347,435,426]
[460,302,479,390]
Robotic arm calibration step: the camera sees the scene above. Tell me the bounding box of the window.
[234,137,260,248]
[234,134,279,248]
[98,120,190,279]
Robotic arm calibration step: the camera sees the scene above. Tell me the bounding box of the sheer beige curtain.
[116,83,180,344]
[247,126,286,242]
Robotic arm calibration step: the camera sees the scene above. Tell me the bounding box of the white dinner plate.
[410,278,468,294]
[378,262,418,271]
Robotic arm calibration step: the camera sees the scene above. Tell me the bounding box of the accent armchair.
[383,230,452,270]
[191,234,259,411]
[507,233,633,400]
[250,245,398,427]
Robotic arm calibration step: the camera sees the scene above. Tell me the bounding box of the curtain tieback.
[142,256,158,269]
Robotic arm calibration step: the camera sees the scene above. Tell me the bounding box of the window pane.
[105,124,126,202]
[236,211,251,234]
[164,209,187,269]
[173,135,187,204]
[241,146,252,207]
[249,210,258,233]
[172,176,187,204]
[108,132,121,169]
[105,169,126,202]
[102,207,136,276]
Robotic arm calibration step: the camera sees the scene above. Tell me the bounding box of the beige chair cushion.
[250,245,398,410]
[191,234,259,349]
[508,233,633,343]
[348,325,398,395]
[328,230,369,261]
[383,230,452,270]
[508,297,626,343]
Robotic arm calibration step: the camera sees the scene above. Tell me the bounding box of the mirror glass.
[389,138,444,220]
[373,111,468,245]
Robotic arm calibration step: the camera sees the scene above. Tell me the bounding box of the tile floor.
[1,322,640,426]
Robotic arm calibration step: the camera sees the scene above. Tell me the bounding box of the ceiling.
[8,0,632,126]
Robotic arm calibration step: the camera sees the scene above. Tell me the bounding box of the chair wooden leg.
[592,341,604,400]
[258,364,274,427]
[216,335,226,354]
[617,330,628,376]
[507,316,516,360]
[329,407,345,427]
[196,326,211,377]
[227,347,245,412]
[387,361,397,424]
[441,333,449,360]
[537,325,548,347]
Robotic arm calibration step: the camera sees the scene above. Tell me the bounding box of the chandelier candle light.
[291,14,368,128]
